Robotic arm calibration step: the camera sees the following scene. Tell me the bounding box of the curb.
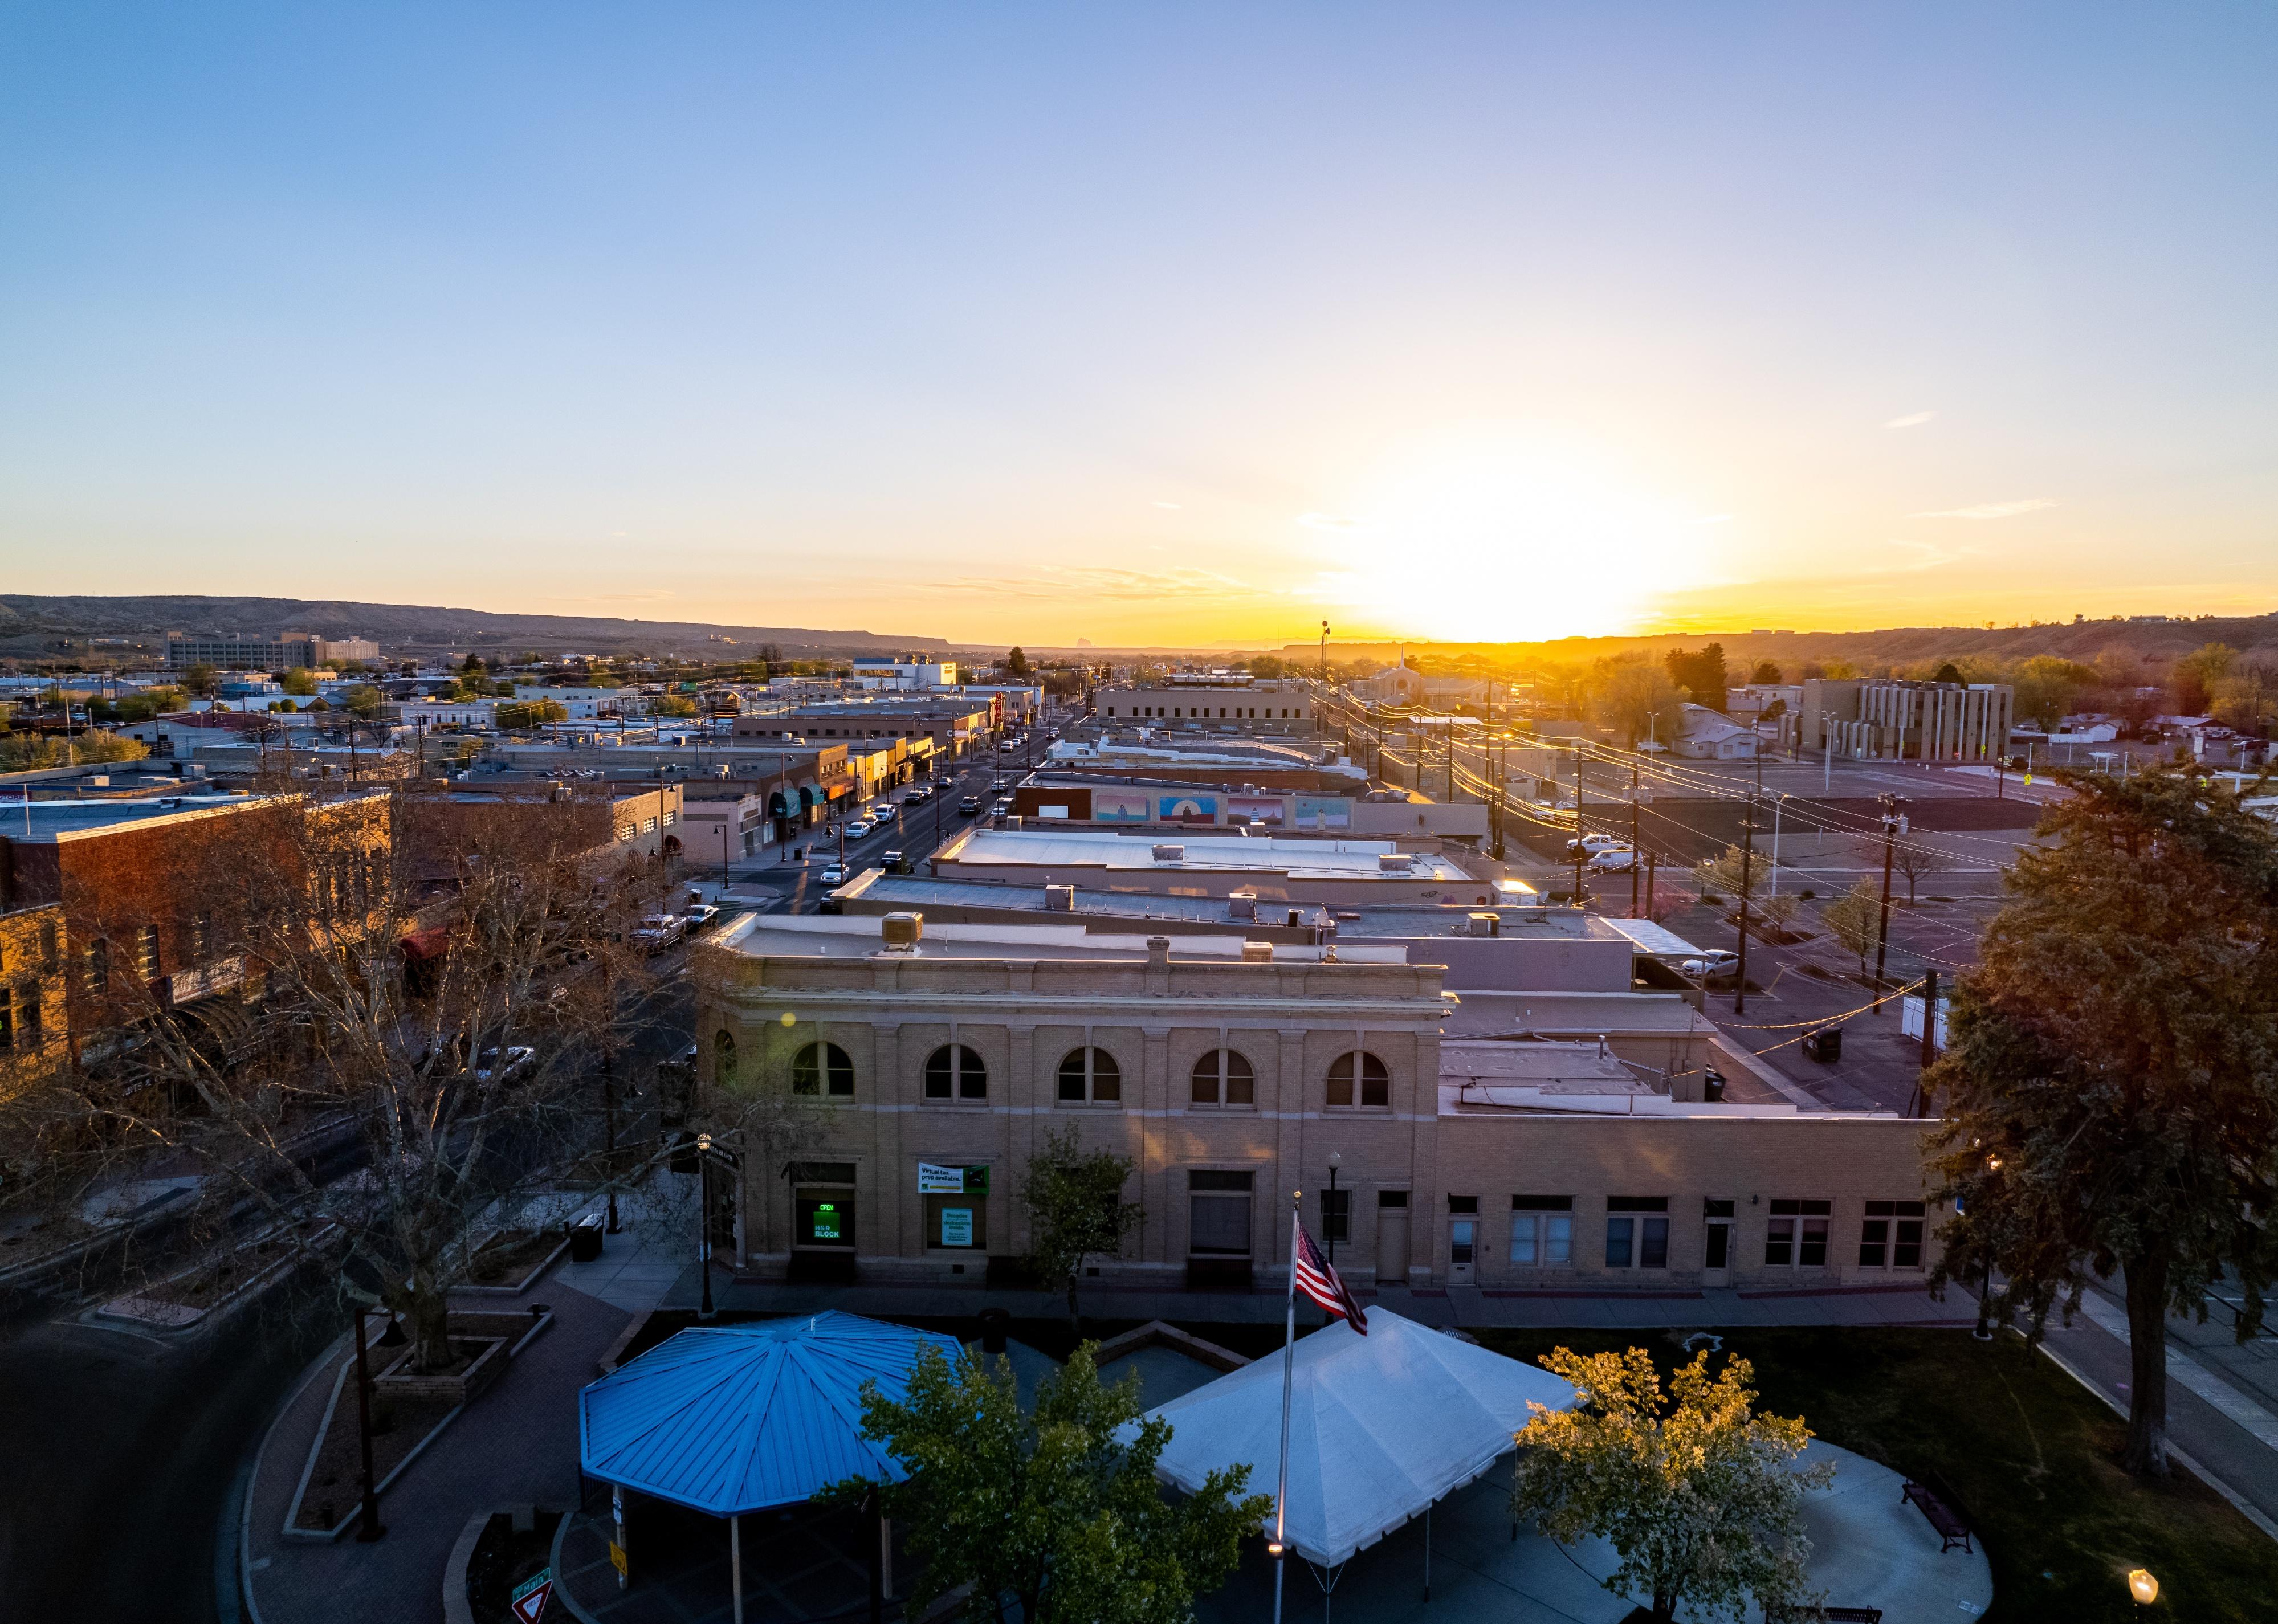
[241,1330,356,1624]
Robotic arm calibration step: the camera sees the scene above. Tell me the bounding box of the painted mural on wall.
[1227,795,1286,826]
[1159,794,1219,823]
[1093,789,1152,822]
[1292,795,1353,830]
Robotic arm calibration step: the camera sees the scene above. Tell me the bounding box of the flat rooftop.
[710,912,1408,965]
[836,872,1604,940]
[0,791,282,842]
[942,827,1475,883]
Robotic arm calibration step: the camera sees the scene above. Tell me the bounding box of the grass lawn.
[1471,1325,2277,1624]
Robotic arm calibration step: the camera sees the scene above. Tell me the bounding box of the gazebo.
[1142,1312,1576,1611]
[580,1311,962,1622]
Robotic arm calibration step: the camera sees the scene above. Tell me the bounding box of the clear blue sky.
[3,4,2273,646]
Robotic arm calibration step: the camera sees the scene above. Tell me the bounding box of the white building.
[852,656,957,691]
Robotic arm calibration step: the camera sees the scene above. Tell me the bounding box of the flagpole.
[1273,1188,1298,1624]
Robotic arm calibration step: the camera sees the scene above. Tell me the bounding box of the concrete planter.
[377,1333,511,1405]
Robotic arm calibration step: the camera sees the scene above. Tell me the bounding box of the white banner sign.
[918,1162,968,1194]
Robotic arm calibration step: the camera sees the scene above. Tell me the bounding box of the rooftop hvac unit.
[880,912,925,948]
[1379,852,1414,872]
[1152,843,1184,863]
[1241,940,1275,963]
[1227,892,1257,920]
[1469,912,1500,937]
[1044,885,1075,912]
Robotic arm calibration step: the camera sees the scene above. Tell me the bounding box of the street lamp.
[354,1308,407,1540]
[2128,1568,2158,1609]
[1326,1150,1342,1268]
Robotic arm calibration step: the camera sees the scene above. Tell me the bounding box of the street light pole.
[1734,799,1757,1017]
[698,1132,715,1319]
[1326,1151,1342,1270]
[353,1308,405,1541]
[1872,794,1907,1013]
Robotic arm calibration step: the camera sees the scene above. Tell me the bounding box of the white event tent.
[1143,1311,1577,1572]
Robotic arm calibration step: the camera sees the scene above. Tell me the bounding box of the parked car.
[820,864,847,884]
[471,1045,535,1084]
[1584,848,1637,872]
[683,903,721,928]
[1566,832,1627,855]
[1682,949,1741,981]
[633,913,687,952]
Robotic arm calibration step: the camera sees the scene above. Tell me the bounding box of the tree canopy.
[1512,1346,1831,1622]
[1662,643,1728,711]
[830,1343,1268,1624]
[1927,767,2278,1474]
[1021,1124,1140,1327]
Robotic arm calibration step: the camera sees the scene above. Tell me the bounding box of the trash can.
[569,1214,606,1262]
[1803,1027,1844,1064]
[1702,1068,1726,1103]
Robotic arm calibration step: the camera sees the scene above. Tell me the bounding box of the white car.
[632,913,687,952]
[843,818,876,839]
[471,1045,535,1084]
[683,904,720,928]
[820,864,847,885]
[1566,832,1627,855]
[1584,847,1637,872]
[1682,949,1742,980]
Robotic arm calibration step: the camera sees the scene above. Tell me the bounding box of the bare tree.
[1851,833,1955,904]
[24,789,665,1369]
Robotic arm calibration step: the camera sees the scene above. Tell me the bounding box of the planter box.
[377,1334,511,1405]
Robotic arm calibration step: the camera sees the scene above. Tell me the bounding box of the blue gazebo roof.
[579,1311,963,1517]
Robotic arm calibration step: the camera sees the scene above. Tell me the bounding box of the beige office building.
[693,915,1942,1295]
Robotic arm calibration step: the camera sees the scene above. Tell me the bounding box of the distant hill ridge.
[0,595,952,658]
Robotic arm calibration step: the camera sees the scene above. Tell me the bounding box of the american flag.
[1291,1223,1367,1333]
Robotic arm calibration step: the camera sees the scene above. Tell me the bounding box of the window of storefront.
[1510,1195,1573,1266]
[923,1044,988,1100]
[1326,1050,1389,1108]
[792,1162,859,1251]
[1056,1046,1122,1104]
[1188,1170,1254,1256]
[924,1192,986,1250]
[1605,1196,1669,1269]
[1189,1048,1255,1107]
[1859,1200,1925,1270]
[1766,1199,1831,1268]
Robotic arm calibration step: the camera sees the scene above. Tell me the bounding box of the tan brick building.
[694,915,1942,1294]
[0,903,70,1100]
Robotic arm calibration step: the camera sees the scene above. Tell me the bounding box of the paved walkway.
[687,1272,1979,1333]
[241,1213,680,1624]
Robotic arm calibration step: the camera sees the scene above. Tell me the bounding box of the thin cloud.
[928,564,1260,602]
[1911,498,2057,520]
[1153,501,1182,511]
[1297,513,1366,531]
[1885,410,1937,429]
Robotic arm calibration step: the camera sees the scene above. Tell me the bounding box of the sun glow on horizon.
[1296,438,1725,643]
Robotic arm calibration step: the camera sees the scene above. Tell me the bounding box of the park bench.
[1902,1479,1973,1553]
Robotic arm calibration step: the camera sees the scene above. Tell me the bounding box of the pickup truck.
[633,913,687,953]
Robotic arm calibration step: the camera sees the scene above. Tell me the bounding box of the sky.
[3,4,2275,649]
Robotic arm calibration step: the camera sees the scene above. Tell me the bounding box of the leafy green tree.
[2170,642,2237,714]
[461,652,486,674]
[280,667,318,696]
[338,683,384,718]
[1932,661,1964,684]
[1005,646,1030,677]
[829,1343,1268,1624]
[1513,1347,1830,1622]
[1662,643,1728,711]
[650,695,699,717]
[1927,768,2278,1475]
[496,700,568,730]
[1693,843,1761,904]
[1022,1125,1140,1329]
[1587,656,1686,747]
[1248,654,1287,678]
[1818,878,1881,978]
[182,663,219,697]
[1750,659,1783,684]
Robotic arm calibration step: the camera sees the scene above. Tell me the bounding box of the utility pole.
[1629,792,1641,917]
[1872,793,1906,1011]
[1909,965,1939,1116]
[1734,799,1757,1015]
[1571,747,1586,908]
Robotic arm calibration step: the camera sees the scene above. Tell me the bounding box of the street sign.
[609,1541,629,1577]
[510,1569,553,1623]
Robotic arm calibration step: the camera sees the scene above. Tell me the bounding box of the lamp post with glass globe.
[354,1308,407,1540]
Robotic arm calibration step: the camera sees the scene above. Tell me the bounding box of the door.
[1376,1195,1409,1286]
[1702,1198,1737,1287]
[1449,1219,1477,1284]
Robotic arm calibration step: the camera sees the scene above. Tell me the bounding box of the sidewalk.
[684,1271,1979,1333]
[241,1210,686,1624]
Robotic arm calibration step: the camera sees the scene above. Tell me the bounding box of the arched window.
[791,1041,854,1097]
[1056,1046,1121,1104]
[715,1029,737,1085]
[924,1044,987,1101]
[1190,1048,1255,1107]
[1326,1050,1389,1108]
